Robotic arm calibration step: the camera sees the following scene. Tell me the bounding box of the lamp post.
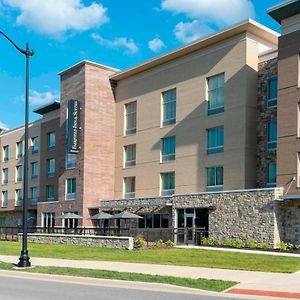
[0,31,34,267]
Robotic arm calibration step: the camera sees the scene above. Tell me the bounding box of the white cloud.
[161,0,255,27]
[29,90,59,106]
[0,121,9,130]
[91,33,139,54]
[174,20,213,44]
[148,38,166,52]
[3,0,108,38]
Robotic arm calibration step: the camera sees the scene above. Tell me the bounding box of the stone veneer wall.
[256,58,277,188]
[19,233,133,250]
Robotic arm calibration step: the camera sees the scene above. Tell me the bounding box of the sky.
[0,0,281,129]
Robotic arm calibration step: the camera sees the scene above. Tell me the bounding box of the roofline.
[58,60,120,76]
[110,19,279,82]
[268,0,297,12]
[33,100,60,115]
[267,0,300,24]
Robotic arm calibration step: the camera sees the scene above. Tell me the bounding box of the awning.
[89,212,112,220]
[89,202,172,210]
[111,211,142,219]
[279,194,300,200]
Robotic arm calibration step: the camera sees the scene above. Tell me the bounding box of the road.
[0,272,273,300]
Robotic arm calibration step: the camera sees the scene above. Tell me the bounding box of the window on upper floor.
[160,172,175,196]
[31,137,39,154]
[66,152,77,169]
[267,78,278,108]
[123,176,135,199]
[162,89,176,127]
[267,162,276,188]
[30,187,38,205]
[161,136,176,162]
[46,185,55,202]
[3,145,9,162]
[16,141,23,158]
[267,120,277,150]
[47,159,55,178]
[207,127,224,155]
[47,132,56,150]
[15,189,23,207]
[2,168,8,184]
[16,165,23,182]
[207,73,224,116]
[2,191,8,208]
[31,162,38,180]
[66,178,76,200]
[125,102,137,135]
[206,166,223,191]
[124,144,136,167]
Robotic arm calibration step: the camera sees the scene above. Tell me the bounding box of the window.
[207,167,223,191]
[63,212,79,229]
[31,162,38,179]
[123,177,135,198]
[161,172,175,196]
[0,217,6,226]
[16,165,23,182]
[31,187,38,205]
[2,168,8,184]
[31,137,39,154]
[267,78,277,108]
[162,89,176,126]
[66,178,76,200]
[161,136,176,162]
[207,127,224,155]
[138,214,169,228]
[43,212,55,228]
[2,191,8,207]
[66,153,77,169]
[15,189,23,206]
[47,132,56,150]
[125,102,137,135]
[47,159,55,177]
[46,185,55,202]
[298,103,300,138]
[16,141,23,158]
[267,162,276,187]
[207,73,224,115]
[3,145,9,162]
[267,120,277,150]
[124,144,136,167]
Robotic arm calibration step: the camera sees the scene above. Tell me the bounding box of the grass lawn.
[0,261,236,292]
[0,241,300,273]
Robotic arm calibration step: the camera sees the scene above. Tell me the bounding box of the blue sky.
[0,0,281,129]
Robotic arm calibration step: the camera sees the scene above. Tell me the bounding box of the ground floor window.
[43,212,55,228]
[138,214,169,228]
[0,216,6,226]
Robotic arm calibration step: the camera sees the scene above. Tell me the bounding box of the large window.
[63,212,79,229]
[138,214,169,228]
[207,127,224,155]
[162,89,176,126]
[47,132,56,150]
[47,159,55,177]
[267,162,276,187]
[2,191,8,208]
[16,141,23,158]
[46,185,55,202]
[207,166,223,191]
[124,144,136,167]
[207,73,224,115]
[66,153,77,169]
[123,177,135,198]
[125,102,137,135]
[31,162,38,179]
[267,78,277,108]
[2,168,8,184]
[31,187,38,205]
[161,172,175,196]
[31,136,39,154]
[3,145,9,162]
[267,120,277,150]
[161,136,176,162]
[16,165,23,182]
[15,189,23,206]
[66,178,76,200]
[43,212,55,228]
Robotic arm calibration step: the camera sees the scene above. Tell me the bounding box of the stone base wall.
[19,233,133,250]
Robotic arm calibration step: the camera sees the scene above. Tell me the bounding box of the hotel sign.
[67,99,81,154]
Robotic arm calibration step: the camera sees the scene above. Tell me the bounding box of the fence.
[0,226,208,245]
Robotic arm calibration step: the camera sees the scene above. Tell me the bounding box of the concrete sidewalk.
[1,254,300,299]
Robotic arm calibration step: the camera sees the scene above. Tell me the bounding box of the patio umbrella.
[55,212,83,219]
[89,212,112,220]
[111,211,142,219]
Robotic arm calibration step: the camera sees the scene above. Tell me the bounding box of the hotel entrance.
[176,208,209,245]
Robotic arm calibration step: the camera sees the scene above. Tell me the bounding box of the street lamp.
[0,31,34,268]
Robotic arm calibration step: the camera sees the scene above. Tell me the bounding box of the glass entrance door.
[185,213,195,244]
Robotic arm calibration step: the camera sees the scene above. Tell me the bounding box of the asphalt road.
[0,272,263,300]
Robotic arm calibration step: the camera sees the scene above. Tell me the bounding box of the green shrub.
[201,237,209,246]
[246,240,257,249]
[279,241,288,251]
[134,238,146,248]
[152,239,164,248]
[233,239,244,249]
[164,240,174,247]
[209,239,220,246]
[259,242,270,250]
[223,239,234,247]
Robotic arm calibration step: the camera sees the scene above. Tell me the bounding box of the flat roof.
[33,101,60,115]
[110,19,279,81]
[268,0,300,24]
